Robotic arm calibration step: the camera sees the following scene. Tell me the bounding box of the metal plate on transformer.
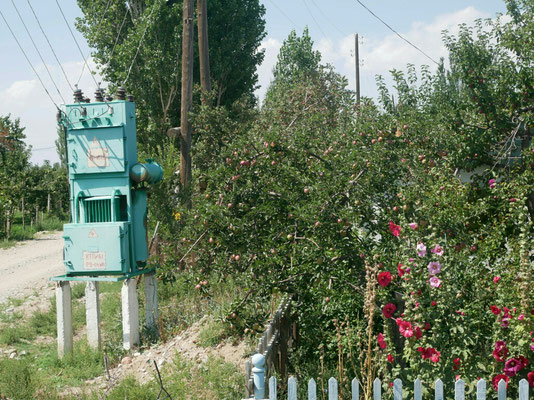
[63,222,130,275]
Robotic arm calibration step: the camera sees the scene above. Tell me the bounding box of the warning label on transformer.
[83,251,106,270]
[87,137,110,168]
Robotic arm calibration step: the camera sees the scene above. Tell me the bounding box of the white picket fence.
[245,376,531,400]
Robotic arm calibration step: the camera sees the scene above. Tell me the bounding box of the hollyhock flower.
[491,306,501,315]
[530,344,534,352]
[387,354,394,363]
[518,356,529,369]
[528,371,534,388]
[417,347,439,361]
[423,322,431,330]
[397,263,405,278]
[492,374,509,390]
[382,303,397,318]
[504,358,522,377]
[453,358,461,370]
[378,271,392,287]
[493,348,509,362]
[431,245,444,256]
[389,221,401,237]
[399,321,414,338]
[427,261,442,275]
[377,333,386,349]
[489,179,496,189]
[501,317,510,328]
[414,326,423,339]
[431,300,437,306]
[431,351,440,363]
[518,314,525,320]
[494,276,501,283]
[429,276,442,288]
[495,341,507,351]
[408,222,418,230]
[417,242,427,257]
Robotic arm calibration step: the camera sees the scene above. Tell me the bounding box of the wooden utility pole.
[354,33,360,103]
[197,0,211,99]
[180,0,194,197]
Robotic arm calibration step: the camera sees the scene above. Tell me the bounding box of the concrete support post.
[85,281,101,349]
[143,272,158,332]
[252,353,266,399]
[56,281,73,358]
[121,278,139,350]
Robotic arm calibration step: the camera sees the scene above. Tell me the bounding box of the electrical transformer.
[55,89,163,279]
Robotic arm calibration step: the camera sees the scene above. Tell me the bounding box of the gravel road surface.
[0,231,64,304]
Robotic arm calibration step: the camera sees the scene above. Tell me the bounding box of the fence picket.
[455,379,465,400]
[308,378,316,400]
[328,377,338,400]
[352,378,359,400]
[393,378,402,400]
[435,379,444,400]
[269,376,277,400]
[518,379,528,400]
[288,376,297,400]
[477,379,486,400]
[414,378,422,400]
[373,378,381,400]
[498,379,506,400]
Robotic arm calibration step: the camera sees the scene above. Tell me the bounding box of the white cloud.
[255,37,282,102]
[0,58,103,165]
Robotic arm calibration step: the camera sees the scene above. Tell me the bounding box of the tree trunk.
[47,193,51,213]
[197,0,211,101]
[180,0,194,207]
[21,197,25,230]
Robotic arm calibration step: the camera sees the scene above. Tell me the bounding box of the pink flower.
[504,358,522,377]
[492,374,509,390]
[528,371,534,388]
[382,303,397,318]
[387,354,394,363]
[495,341,507,351]
[378,271,392,287]
[530,344,534,352]
[491,306,501,315]
[431,245,444,256]
[399,321,413,338]
[377,333,386,349]
[429,276,442,288]
[427,261,442,275]
[493,348,509,362]
[453,358,461,370]
[417,242,427,257]
[431,350,440,363]
[389,221,401,237]
[518,314,525,320]
[408,222,418,230]
[431,300,437,306]
[494,276,501,283]
[489,179,496,189]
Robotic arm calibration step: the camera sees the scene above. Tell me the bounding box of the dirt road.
[0,231,64,304]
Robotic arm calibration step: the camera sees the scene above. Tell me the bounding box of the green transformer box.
[55,91,163,280]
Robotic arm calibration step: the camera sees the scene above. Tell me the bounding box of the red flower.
[431,300,437,306]
[417,347,439,362]
[493,276,501,283]
[378,271,392,287]
[423,322,431,330]
[389,221,401,237]
[492,374,509,390]
[377,333,386,349]
[431,350,440,363]
[493,347,509,362]
[527,371,534,388]
[382,303,396,318]
[398,321,413,338]
[387,354,394,363]
[397,263,405,278]
[491,305,501,315]
[453,358,461,370]
[518,356,529,369]
[414,326,423,339]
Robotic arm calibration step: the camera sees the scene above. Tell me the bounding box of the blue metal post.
[252,353,266,399]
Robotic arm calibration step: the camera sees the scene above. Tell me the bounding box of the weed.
[198,318,228,347]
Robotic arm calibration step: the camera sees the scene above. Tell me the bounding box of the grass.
[0,270,248,398]
[0,212,65,249]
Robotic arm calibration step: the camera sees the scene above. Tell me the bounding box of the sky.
[0,0,508,165]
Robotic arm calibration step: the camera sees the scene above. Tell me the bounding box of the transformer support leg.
[121,278,140,350]
[56,281,73,358]
[144,271,159,333]
[85,281,101,349]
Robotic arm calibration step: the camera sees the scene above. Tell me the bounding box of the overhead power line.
[308,0,348,37]
[0,8,60,110]
[110,6,131,61]
[302,0,327,39]
[352,0,439,66]
[266,0,301,31]
[10,0,66,104]
[25,0,74,93]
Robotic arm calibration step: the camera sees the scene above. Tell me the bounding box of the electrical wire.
[266,0,301,31]
[109,6,130,62]
[352,0,439,66]
[32,146,56,151]
[76,0,113,86]
[0,8,60,110]
[55,0,100,89]
[308,0,348,37]
[25,0,74,93]
[301,0,327,39]
[10,0,66,104]
[122,2,158,86]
